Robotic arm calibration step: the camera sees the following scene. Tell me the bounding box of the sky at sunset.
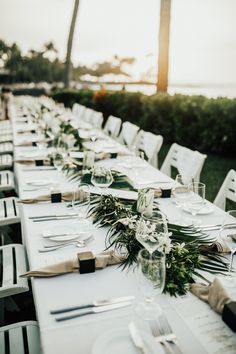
[1,0,236,85]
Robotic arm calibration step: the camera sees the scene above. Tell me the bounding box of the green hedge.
[51,89,236,156]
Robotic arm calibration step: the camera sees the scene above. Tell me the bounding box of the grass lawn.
[158,144,236,205]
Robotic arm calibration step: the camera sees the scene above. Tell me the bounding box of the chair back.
[90,112,104,129]
[83,108,94,123]
[0,244,28,299]
[0,170,15,192]
[0,197,20,226]
[0,142,13,155]
[118,121,140,149]
[214,169,236,210]
[0,321,41,354]
[160,143,207,183]
[104,115,122,138]
[0,154,13,170]
[135,130,163,168]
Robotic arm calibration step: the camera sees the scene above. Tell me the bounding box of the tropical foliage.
[88,194,228,296]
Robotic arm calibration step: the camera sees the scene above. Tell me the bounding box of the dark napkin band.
[77,251,95,274]
[32,142,37,147]
[35,160,44,166]
[222,301,236,332]
[161,188,172,198]
[51,192,62,203]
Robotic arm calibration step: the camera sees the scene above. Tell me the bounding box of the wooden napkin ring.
[110,153,117,159]
[51,192,62,203]
[35,160,44,166]
[77,251,95,274]
[32,142,37,147]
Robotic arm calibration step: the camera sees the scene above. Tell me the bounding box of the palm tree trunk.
[157,0,171,93]
[64,0,80,88]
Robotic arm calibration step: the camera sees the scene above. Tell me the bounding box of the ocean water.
[77,82,236,99]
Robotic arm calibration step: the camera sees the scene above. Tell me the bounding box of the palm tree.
[157,0,171,93]
[64,0,80,88]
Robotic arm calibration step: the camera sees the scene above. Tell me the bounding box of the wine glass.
[91,166,113,194]
[135,211,168,255]
[135,249,165,320]
[53,150,64,174]
[72,183,91,222]
[186,182,206,225]
[219,210,236,287]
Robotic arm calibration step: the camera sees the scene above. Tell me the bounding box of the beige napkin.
[20,250,123,278]
[15,159,50,165]
[19,191,74,204]
[190,277,232,314]
[200,240,230,253]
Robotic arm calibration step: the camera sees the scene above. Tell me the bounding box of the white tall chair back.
[0,197,20,226]
[160,143,207,184]
[214,169,236,210]
[72,103,86,121]
[0,244,28,298]
[118,121,140,149]
[104,115,122,138]
[0,142,13,155]
[0,321,41,354]
[135,130,163,168]
[0,154,13,170]
[83,108,94,123]
[90,112,104,129]
[0,170,15,192]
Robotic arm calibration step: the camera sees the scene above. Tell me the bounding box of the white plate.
[183,204,214,215]
[92,328,163,354]
[26,179,51,186]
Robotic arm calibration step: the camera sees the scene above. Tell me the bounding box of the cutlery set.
[50,296,135,322]
[29,214,79,222]
[38,234,94,252]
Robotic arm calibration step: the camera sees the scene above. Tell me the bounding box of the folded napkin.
[190,277,232,314]
[199,239,230,253]
[19,190,74,204]
[15,159,50,165]
[21,250,123,278]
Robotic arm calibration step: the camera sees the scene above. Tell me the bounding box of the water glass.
[53,150,64,173]
[219,210,236,286]
[91,166,113,193]
[135,249,165,320]
[187,182,206,217]
[72,184,91,221]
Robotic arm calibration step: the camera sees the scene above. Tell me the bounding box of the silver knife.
[129,322,147,354]
[55,301,132,321]
[50,295,135,314]
[29,213,77,219]
[200,223,236,231]
[33,216,78,222]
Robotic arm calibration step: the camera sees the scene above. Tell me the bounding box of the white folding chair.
[160,143,207,184]
[0,244,29,299]
[72,103,86,120]
[118,121,140,149]
[90,112,103,129]
[0,321,41,354]
[0,134,13,143]
[134,130,163,168]
[103,115,122,138]
[0,142,13,155]
[0,155,13,170]
[214,169,236,210]
[0,171,15,192]
[83,108,94,123]
[0,197,20,226]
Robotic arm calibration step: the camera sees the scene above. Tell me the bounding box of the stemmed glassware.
[53,150,65,174]
[135,249,165,320]
[219,210,236,286]
[135,211,168,255]
[72,183,91,222]
[186,182,206,225]
[91,166,113,194]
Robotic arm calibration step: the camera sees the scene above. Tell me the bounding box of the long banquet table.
[11,99,236,354]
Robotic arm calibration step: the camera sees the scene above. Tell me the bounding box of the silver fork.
[149,320,175,354]
[159,315,183,354]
